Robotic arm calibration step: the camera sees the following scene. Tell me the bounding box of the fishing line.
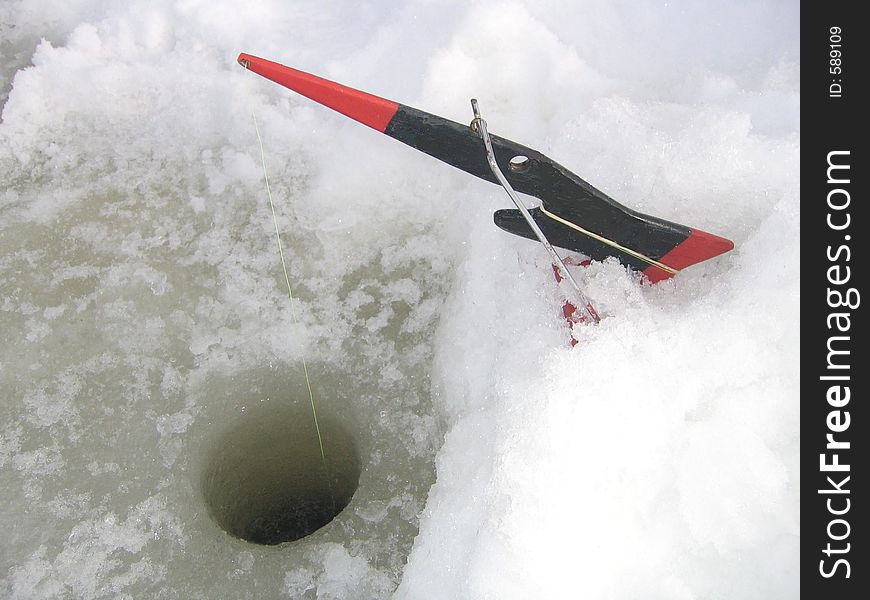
[244,65,331,500]
[538,205,677,274]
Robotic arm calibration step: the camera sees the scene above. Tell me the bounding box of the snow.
[1,1,798,598]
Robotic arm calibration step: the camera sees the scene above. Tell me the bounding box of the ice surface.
[1,0,798,598]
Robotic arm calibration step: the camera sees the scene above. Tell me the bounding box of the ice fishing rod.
[236,53,733,284]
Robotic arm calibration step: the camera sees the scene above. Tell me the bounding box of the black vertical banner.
[803,4,866,598]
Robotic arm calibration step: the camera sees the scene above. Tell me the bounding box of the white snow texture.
[1,1,798,599]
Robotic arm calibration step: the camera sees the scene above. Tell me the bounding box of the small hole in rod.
[509,156,531,172]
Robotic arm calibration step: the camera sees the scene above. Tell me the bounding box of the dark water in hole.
[202,404,361,545]
[245,495,340,545]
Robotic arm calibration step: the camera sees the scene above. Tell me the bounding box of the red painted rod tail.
[238,53,399,132]
[645,229,733,282]
[238,52,734,282]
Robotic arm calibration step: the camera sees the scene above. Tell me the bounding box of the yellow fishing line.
[246,68,328,474]
[538,205,678,274]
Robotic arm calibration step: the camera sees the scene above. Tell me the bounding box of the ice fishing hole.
[202,404,361,545]
[509,155,530,172]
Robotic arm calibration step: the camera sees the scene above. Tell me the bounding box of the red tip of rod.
[238,53,399,132]
[644,228,735,283]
